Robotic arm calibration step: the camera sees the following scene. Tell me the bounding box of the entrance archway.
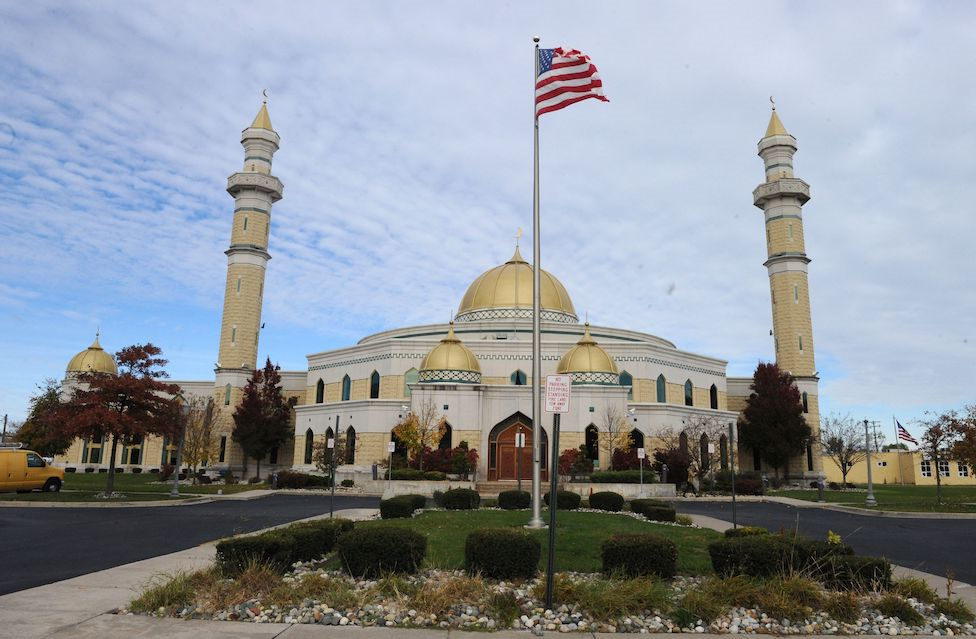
[488,412,547,481]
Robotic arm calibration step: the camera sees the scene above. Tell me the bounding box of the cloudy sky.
[1,1,973,435]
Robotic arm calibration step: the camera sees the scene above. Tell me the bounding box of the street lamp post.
[863,419,877,507]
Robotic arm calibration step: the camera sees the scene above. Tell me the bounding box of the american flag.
[536,47,608,118]
[896,420,919,446]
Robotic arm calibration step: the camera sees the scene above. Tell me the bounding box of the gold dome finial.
[250,93,274,131]
[765,98,788,137]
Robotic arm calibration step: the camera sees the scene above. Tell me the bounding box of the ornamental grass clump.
[464,528,541,580]
[892,577,938,604]
[601,533,677,578]
[535,573,671,619]
[874,593,925,626]
[935,597,975,624]
[408,574,489,616]
[823,591,862,624]
[336,527,427,578]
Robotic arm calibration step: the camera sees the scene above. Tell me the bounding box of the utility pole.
[1,414,7,443]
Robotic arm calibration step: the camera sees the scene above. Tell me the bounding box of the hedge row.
[629,498,676,522]
[589,470,654,484]
[215,518,353,574]
[708,534,890,589]
[384,468,448,481]
[273,470,333,489]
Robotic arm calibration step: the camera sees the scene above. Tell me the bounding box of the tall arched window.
[345,426,356,464]
[619,370,633,400]
[684,380,694,406]
[709,384,719,409]
[630,428,645,449]
[511,370,527,385]
[224,383,232,406]
[304,428,314,464]
[679,432,689,455]
[656,374,667,403]
[801,391,809,413]
[369,371,380,399]
[315,379,324,404]
[584,424,599,460]
[719,434,729,469]
[439,423,453,449]
[403,368,419,397]
[700,433,710,472]
[341,375,351,401]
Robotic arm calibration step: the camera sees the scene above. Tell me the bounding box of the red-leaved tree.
[232,358,296,480]
[56,344,182,495]
[737,362,811,479]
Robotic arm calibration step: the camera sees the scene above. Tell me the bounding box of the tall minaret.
[753,106,815,377]
[753,104,821,476]
[214,99,283,408]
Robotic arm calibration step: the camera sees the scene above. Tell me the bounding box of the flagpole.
[528,35,545,528]
[894,415,903,485]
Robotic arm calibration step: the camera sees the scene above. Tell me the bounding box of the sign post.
[516,428,525,492]
[543,374,571,612]
[327,436,336,518]
[387,440,396,494]
[637,447,646,496]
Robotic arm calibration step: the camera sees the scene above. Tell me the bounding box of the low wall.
[363,479,476,499]
[558,482,676,499]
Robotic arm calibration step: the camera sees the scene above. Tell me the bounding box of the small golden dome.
[556,323,618,375]
[456,247,576,321]
[66,335,118,375]
[420,323,481,373]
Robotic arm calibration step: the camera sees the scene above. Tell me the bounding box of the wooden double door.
[489,421,547,481]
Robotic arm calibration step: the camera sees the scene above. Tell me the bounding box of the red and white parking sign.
[545,375,572,413]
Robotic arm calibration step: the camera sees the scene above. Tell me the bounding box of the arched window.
[619,370,633,400]
[341,375,351,401]
[684,380,694,406]
[403,368,419,397]
[801,391,809,413]
[439,423,453,449]
[656,374,666,403]
[679,432,689,455]
[390,430,408,464]
[304,428,314,464]
[315,379,324,404]
[345,427,356,464]
[630,428,645,450]
[370,371,380,399]
[719,434,729,470]
[584,424,599,460]
[710,384,719,410]
[224,383,232,406]
[511,369,527,386]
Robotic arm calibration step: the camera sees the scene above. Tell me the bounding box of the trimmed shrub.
[498,489,531,510]
[630,499,676,522]
[65,467,77,473]
[114,467,124,473]
[84,467,95,473]
[422,471,447,481]
[588,491,625,512]
[543,490,581,510]
[149,468,160,473]
[336,527,427,577]
[709,535,793,578]
[98,468,108,473]
[215,519,354,575]
[724,526,769,538]
[274,470,309,489]
[826,555,891,591]
[160,464,175,480]
[465,528,541,579]
[601,533,677,578]
[380,495,420,519]
[131,467,142,474]
[432,490,445,507]
[735,478,763,495]
[304,474,332,488]
[340,479,354,487]
[196,474,212,484]
[385,468,425,480]
[828,481,841,490]
[407,493,427,510]
[442,488,480,510]
[589,469,650,484]
[284,518,354,562]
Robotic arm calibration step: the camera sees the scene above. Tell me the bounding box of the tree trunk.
[105,434,119,495]
[255,457,261,481]
[935,454,943,504]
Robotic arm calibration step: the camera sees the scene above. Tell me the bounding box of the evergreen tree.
[737,362,811,478]
[231,358,296,479]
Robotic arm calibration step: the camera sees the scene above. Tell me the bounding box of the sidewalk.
[3,508,974,638]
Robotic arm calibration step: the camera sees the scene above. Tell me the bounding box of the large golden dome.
[455,247,577,323]
[419,323,481,383]
[66,335,118,375]
[557,324,619,382]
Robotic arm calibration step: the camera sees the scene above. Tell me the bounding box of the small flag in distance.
[896,420,919,446]
[536,47,608,118]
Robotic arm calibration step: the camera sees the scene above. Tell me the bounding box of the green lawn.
[353,509,721,575]
[773,484,976,513]
[0,471,268,502]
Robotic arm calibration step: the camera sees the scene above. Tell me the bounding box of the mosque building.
[58,101,824,481]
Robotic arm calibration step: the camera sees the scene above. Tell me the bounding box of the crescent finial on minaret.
[769,95,776,111]
[262,89,268,104]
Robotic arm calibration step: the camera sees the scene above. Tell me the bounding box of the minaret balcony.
[753,178,810,208]
[227,172,284,201]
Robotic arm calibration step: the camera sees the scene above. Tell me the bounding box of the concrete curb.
[674,494,976,519]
